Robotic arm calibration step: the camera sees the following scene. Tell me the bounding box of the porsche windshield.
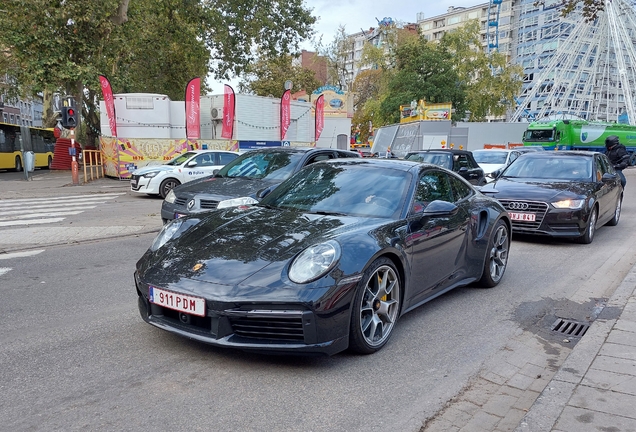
[218,151,304,180]
[261,163,411,218]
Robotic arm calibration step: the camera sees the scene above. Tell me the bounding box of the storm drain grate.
[551,318,590,338]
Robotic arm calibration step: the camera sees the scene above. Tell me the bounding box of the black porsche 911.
[480,151,622,244]
[134,158,511,356]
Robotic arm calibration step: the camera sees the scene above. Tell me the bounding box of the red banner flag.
[315,94,325,142]
[280,89,291,140]
[222,84,235,139]
[99,75,117,137]
[185,77,201,139]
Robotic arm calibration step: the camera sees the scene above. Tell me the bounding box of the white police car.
[130,150,239,198]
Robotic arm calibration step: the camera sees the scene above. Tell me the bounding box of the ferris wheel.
[511,0,636,124]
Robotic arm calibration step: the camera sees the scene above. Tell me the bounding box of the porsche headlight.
[552,199,584,209]
[142,171,161,178]
[150,219,183,251]
[217,196,259,209]
[164,189,176,204]
[289,240,341,284]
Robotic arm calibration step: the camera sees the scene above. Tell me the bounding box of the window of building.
[468,11,480,19]
[421,22,431,31]
[448,16,462,25]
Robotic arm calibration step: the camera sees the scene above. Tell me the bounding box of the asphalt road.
[1,171,635,431]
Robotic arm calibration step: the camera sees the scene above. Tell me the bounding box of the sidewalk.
[515,264,636,431]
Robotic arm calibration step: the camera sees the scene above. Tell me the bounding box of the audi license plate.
[149,286,206,316]
[509,212,536,222]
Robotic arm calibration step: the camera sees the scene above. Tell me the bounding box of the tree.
[316,26,354,90]
[439,20,522,121]
[238,54,322,97]
[0,0,316,146]
[379,37,467,124]
[535,0,605,21]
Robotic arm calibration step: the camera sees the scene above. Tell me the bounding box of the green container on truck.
[521,119,636,164]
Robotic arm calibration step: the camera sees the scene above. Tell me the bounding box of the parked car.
[135,158,511,356]
[130,150,239,198]
[472,147,543,182]
[404,149,487,186]
[480,151,622,244]
[160,147,361,223]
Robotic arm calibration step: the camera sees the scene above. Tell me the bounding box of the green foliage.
[379,37,466,124]
[0,0,315,145]
[439,20,522,121]
[238,54,322,97]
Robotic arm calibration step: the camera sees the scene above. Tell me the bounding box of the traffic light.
[62,106,78,128]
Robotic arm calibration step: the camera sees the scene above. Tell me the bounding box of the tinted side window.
[412,170,453,212]
[453,154,471,170]
[450,176,473,201]
[306,152,334,164]
[194,153,214,166]
[336,150,359,158]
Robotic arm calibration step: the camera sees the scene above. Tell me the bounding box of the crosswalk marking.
[0,193,123,205]
[0,250,45,259]
[0,250,46,278]
[0,193,124,228]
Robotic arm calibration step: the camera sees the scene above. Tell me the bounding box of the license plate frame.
[149,286,206,317]
[509,212,536,222]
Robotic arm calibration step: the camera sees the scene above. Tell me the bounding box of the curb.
[515,261,636,431]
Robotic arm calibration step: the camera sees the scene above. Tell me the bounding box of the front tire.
[478,219,510,287]
[577,206,597,244]
[349,257,401,354]
[159,178,181,199]
[606,196,622,227]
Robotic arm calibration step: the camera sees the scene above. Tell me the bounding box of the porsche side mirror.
[421,200,458,217]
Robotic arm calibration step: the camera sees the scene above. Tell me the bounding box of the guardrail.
[82,149,104,183]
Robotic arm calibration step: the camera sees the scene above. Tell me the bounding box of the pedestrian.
[605,135,629,188]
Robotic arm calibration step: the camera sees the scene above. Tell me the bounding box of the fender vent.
[551,318,590,338]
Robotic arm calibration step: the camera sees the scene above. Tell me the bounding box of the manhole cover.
[551,318,590,338]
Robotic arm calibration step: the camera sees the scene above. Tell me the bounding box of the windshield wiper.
[313,210,348,216]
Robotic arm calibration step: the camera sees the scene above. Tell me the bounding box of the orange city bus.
[0,122,55,171]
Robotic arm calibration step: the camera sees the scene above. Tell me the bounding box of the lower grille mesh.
[229,316,304,341]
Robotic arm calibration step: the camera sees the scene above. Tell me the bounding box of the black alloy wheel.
[349,257,401,354]
[160,178,181,199]
[478,219,509,287]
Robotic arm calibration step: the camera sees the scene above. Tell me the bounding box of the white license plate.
[509,212,536,222]
[149,286,206,317]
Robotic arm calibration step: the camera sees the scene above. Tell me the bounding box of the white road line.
[0,268,11,277]
[0,193,124,205]
[0,211,84,221]
[0,205,99,216]
[0,250,45,260]
[0,198,117,209]
[0,217,66,227]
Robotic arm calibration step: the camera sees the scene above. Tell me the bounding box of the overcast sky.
[209,0,482,92]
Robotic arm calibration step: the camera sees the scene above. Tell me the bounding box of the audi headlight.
[217,196,259,209]
[552,199,584,209]
[142,171,161,178]
[289,240,341,284]
[150,219,183,251]
[164,189,176,204]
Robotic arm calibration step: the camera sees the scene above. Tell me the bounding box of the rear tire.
[47,156,53,170]
[478,219,510,287]
[159,178,181,199]
[14,156,23,172]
